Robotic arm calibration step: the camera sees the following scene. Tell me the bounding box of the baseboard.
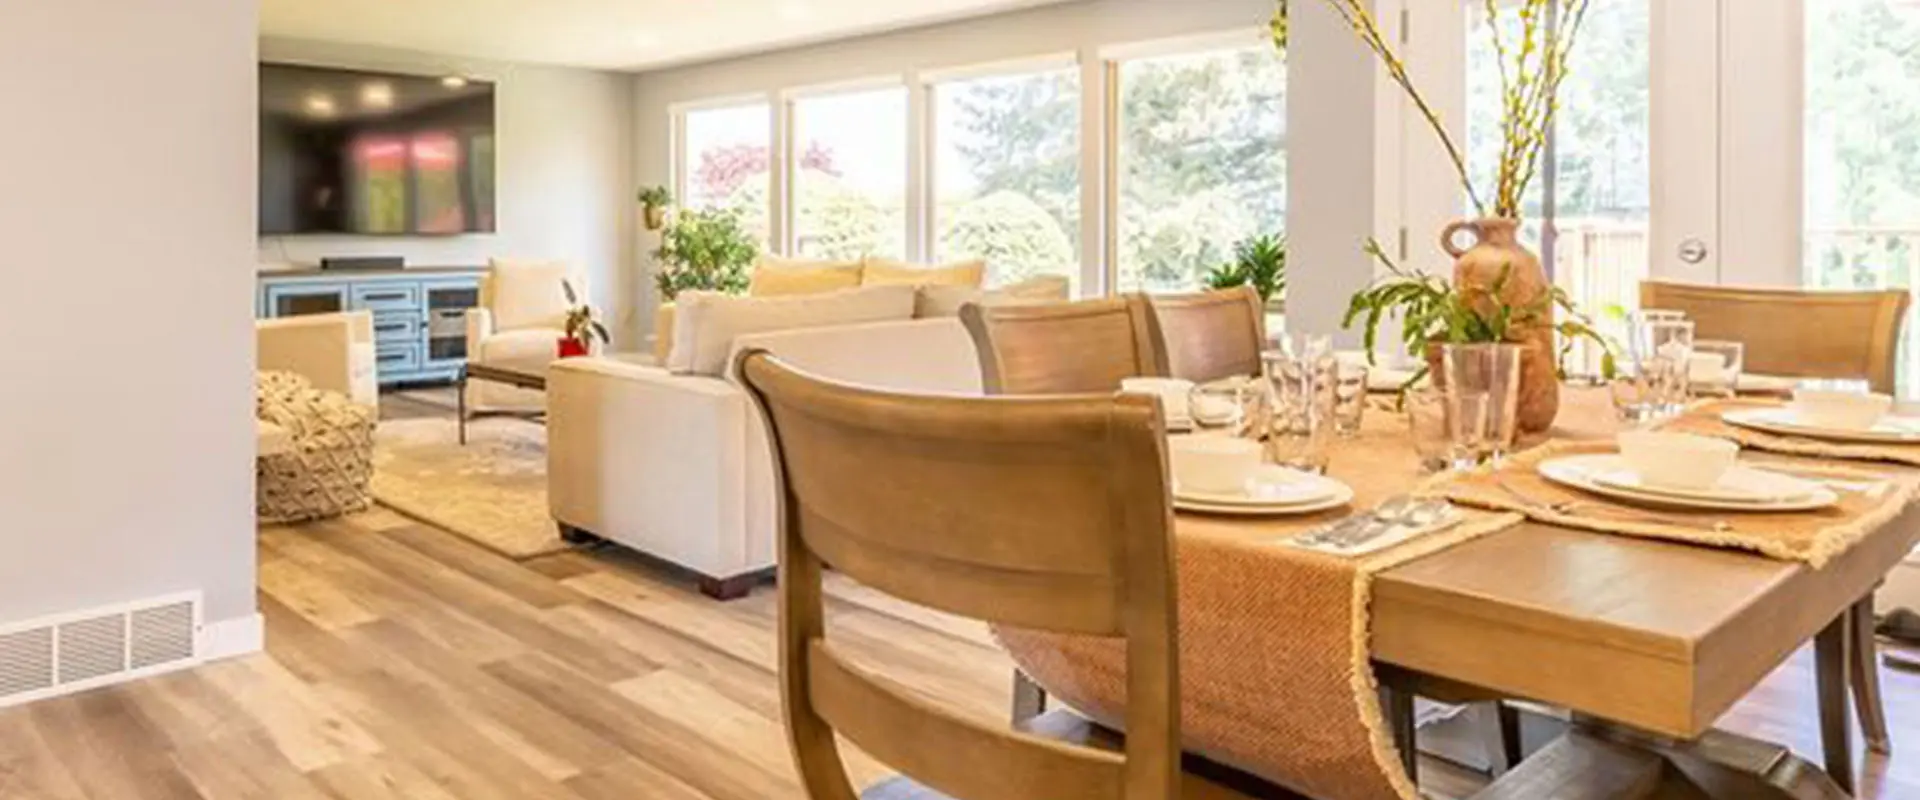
[200,612,264,661]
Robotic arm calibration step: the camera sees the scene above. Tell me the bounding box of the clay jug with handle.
[1441,218,1559,433]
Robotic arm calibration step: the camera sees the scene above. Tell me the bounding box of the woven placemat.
[1662,398,1920,467]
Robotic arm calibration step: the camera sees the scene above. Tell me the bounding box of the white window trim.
[1097,27,1270,63]
[668,94,777,250]
[916,52,1080,86]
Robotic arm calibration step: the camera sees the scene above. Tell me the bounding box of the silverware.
[1492,478,1733,533]
[1296,496,1452,549]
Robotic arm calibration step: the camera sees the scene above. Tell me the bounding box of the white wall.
[627,0,1273,339]
[258,39,639,339]
[0,0,258,626]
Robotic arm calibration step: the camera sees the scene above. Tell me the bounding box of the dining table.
[1001,386,1920,800]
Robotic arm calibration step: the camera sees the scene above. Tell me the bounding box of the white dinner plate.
[1173,470,1354,517]
[1537,454,1838,512]
[1590,466,1817,505]
[1721,407,1920,444]
[1174,465,1343,507]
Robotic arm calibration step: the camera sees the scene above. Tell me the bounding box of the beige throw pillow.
[667,285,917,375]
[485,258,574,331]
[914,275,1072,318]
[861,257,987,288]
[749,254,864,297]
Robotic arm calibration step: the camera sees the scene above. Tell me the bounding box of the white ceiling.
[260,0,1078,72]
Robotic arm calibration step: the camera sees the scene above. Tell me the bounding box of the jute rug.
[369,417,569,559]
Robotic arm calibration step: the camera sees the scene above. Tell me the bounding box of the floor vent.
[0,593,202,709]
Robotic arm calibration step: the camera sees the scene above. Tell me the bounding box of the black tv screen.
[259,63,496,235]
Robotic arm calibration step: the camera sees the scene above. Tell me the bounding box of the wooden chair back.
[959,296,1167,395]
[737,349,1180,800]
[1147,286,1267,384]
[1640,281,1911,393]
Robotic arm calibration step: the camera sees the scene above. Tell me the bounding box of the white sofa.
[547,316,983,598]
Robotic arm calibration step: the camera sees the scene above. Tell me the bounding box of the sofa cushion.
[861,257,987,288]
[486,258,574,331]
[915,274,1073,318]
[668,284,917,376]
[748,254,864,297]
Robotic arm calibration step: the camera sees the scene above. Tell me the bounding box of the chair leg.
[1378,684,1418,785]
[1011,669,1047,723]
[1816,611,1856,795]
[1850,596,1893,755]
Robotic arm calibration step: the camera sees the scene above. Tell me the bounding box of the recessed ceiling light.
[303,94,336,118]
[359,82,394,109]
[440,75,469,89]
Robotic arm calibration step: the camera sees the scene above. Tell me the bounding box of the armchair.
[467,258,578,412]
[256,311,377,407]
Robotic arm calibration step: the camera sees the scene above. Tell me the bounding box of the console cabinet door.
[263,282,349,318]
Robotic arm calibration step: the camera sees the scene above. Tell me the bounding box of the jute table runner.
[998,410,1526,800]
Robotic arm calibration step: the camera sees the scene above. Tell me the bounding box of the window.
[1466,0,1650,373]
[791,86,910,260]
[933,67,1082,288]
[680,102,773,244]
[1805,0,1920,393]
[1115,45,1286,294]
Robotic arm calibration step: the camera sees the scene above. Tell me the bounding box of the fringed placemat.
[1661,398,1920,467]
[996,413,1527,800]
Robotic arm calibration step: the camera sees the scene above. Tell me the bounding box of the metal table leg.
[457,366,468,445]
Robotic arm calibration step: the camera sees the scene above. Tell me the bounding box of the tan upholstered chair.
[958,295,1166,395]
[466,258,579,412]
[1641,279,1909,755]
[739,349,1229,800]
[1147,286,1267,384]
[1639,281,1911,394]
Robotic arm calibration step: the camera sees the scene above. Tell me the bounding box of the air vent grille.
[0,593,201,708]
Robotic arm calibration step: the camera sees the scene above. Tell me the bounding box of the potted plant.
[638,185,674,231]
[1344,239,1615,390]
[1205,233,1288,307]
[651,208,758,358]
[559,280,610,358]
[1286,0,1593,432]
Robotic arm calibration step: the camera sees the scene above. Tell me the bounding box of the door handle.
[1678,238,1709,265]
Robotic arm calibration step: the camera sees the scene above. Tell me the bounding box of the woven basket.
[256,371,376,524]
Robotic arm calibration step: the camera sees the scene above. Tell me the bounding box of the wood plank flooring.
[0,387,1916,799]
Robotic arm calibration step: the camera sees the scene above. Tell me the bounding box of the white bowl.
[1121,377,1196,422]
[1617,431,1738,490]
[1168,436,1262,494]
[1791,388,1893,431]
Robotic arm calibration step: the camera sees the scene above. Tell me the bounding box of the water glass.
[1690,339,1745,397]
[1406,388,1491,473]
[1263,350,1335,473]
[1188,376,1269,441]
[1628,319,1696,414]
[1439,343,1523,461]
[1332,358,1370,438]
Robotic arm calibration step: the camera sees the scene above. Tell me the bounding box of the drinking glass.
[1690,339,1745,397]
[1262,350,1335,473]
[1188,376,1269,441]
[1439,343,1523,462]
[1628,319,1696,414]
[1331,358,1370,438]
[1406,388,1491,473]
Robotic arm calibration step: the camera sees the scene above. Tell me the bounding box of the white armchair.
[256,311,377,407]
[466,258,578,412]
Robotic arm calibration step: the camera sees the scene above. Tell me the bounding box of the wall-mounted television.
[259,63,496,236]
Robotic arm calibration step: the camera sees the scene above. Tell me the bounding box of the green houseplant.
[559,280,611,358]
[638,185,674,231]
[1204,233,1288,306]
[653,207,757,301]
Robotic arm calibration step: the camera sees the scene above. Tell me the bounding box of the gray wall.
[0,0,258,624]
[257,39,638,340]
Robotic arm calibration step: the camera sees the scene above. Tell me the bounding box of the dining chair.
[1146,286,1268,384]
[1641,279,1909,755]
[1639,281,1910,395]
[959,295,1167,394]
[737,348,1207,799]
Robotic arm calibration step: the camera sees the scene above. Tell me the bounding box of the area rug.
[369,417,568,559]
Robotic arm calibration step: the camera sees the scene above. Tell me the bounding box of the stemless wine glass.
[1331,357,1370,438]
[1440,343,1523,462]
[1189,376,1269,441]
[1628,318,1696,414]
[1406,387,1491,473]
[1262,349,1335,473]
[1690,339,1745,397]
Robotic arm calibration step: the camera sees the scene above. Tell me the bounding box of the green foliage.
[560,280,612,346]
[939,191,1075,282]
[637,185,673,207]
[654,208,757,301]
[1342,239,1615,379]
[1204,233,1288,304]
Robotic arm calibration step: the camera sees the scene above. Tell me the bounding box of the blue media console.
[257,266,485,386]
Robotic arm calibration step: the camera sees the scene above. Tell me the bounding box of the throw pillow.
[862,257,987,288]
[749,254,864,297]
[486,258,575,331]
[914,275,1072,318]
[667,284,918,375]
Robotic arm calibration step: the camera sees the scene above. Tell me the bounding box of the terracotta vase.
[1441,217,1559,433]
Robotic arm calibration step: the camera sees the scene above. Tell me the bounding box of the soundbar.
[321,256,406,271]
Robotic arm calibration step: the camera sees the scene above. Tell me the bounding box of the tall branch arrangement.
[1276,0,1593,219]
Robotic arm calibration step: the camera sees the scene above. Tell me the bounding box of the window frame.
[669,94,779,247]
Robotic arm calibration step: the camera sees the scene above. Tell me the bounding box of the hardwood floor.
[0,386,1915,798]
